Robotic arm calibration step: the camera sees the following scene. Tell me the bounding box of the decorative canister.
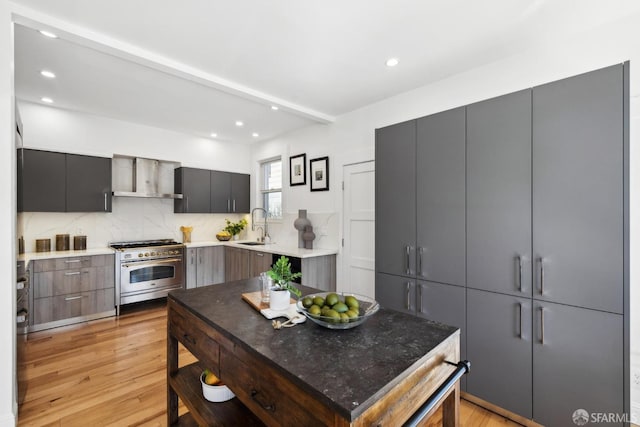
[56,234,70,251]
[74,235,87,250]
[36,239,51,252]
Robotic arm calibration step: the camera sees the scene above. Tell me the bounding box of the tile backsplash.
[18,198,339,252]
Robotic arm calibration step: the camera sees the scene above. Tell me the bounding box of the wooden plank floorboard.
[17,298,524,426]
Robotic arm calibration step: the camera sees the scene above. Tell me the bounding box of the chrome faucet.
[251,208,269,242]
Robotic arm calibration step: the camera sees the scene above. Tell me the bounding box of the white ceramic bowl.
[200,372,235,402]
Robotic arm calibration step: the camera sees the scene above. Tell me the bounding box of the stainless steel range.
[111,239,184,313]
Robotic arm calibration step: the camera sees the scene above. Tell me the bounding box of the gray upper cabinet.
[532,65,624,314]
[375,120,417,277]
[532,301,623,426]
[18,149,66,212]
[416,107,466,286]
[231,172,250,213]
[210,171,250,214]
[210,170,231,213]
[18,149,111,213]
[174,167,211,213]
[66,153,112,212]
[467,288,532,419]
[466,90,532,296]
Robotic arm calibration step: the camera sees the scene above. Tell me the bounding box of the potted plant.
[267,256,302,310]
[223,218,248,240]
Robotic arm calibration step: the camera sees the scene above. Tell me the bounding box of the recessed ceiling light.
[40,70,56,78]
[271,105,279,111]
[39,30,58,39]
[41,97,53,104]
[252,132,259,138]
[210,133,218,138]
[386,58,399,67]
[235,121,244,127]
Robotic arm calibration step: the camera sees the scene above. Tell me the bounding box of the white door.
[342,161,375,298]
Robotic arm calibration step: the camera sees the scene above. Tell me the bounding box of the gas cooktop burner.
[109,239,181,250]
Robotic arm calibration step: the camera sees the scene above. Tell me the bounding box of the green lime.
[345,309,359,319]
[302,297,313,308]
[325,293,339,306]
[321,305,332,315]
[308,305,321,316]
[312,296,325,307]
[332,302,348,313]
[345,296,360,310]
[339,313,350,323]
[324,309,340,323]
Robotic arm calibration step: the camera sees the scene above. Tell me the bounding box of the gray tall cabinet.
[375,63,629,426]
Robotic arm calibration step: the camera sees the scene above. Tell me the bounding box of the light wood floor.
[17,299,523,427]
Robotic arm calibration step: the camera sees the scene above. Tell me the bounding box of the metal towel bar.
[403,360,471,427]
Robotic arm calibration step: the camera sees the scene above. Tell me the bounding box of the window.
[260,157,282,219]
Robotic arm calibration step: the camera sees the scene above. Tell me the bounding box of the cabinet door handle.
[104,193,108,211]
[64,295,86,301]
[233,199,236,212]
[516,255,523,292]
[185,196,189,212]
[227,199,230,212]
[518,302,523,339]
[405,282,411,310]
[405,246,411,275]
[256,253,264,257]
[64,271,81,276]
[182,334,196,346]
[417,284,423,314]
[418,247,424,277]
[539,306,545,345]
[250,389,276,412]
[64,259,82,264]
[537,257,545,295]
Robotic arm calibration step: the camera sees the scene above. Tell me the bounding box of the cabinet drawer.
[221,346,334,427]
[168,303,221,374]
[33,288,114,324]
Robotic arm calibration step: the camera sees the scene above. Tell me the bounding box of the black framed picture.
[310,156,329,191]
[289,153,306,186]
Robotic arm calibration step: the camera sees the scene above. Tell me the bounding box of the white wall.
[252,11,640,419]
[0,1,16,424]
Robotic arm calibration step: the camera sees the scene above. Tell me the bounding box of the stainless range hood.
[112,157,183,199]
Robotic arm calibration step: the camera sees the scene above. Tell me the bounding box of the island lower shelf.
[168,361,263,426]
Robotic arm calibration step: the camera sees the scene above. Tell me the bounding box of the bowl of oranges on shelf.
[200,369,235,402]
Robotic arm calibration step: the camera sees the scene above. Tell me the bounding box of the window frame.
[259,156,283,220]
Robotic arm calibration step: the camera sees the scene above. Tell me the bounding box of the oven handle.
[122,258,183,268]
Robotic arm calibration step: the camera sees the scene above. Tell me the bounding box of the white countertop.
[18,247,115,264]
[184,240,338,259]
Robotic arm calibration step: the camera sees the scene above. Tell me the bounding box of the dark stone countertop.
[168,279,459,421]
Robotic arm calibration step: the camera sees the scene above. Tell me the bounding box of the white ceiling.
[11,0,640,144]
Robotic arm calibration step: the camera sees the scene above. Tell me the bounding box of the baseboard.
[462,392,543,427]
[0,411,16,426]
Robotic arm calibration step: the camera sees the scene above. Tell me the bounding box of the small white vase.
[269,289,290,311]
[233,234,239,241]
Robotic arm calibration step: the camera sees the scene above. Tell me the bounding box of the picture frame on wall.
[310,156,329,191]
[289,153,306,186]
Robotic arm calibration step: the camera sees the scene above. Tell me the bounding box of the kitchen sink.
[239,241,265,246]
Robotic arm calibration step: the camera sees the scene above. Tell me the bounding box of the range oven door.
[120,257,184,298]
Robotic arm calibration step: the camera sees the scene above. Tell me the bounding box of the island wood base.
[167,287,461,426]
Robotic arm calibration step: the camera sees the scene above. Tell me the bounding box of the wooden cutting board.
[241,291,296,312]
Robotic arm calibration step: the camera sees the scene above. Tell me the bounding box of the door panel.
[416,107,466,286]
[211,170,231,213]
[533,301,623,426]
[231,173,250,213]
[375,121,416,277]
[20,149,66,212]
[467,289,532,418]
[467,90,532,296]
[66,153,111,212]
[532,64,623,313]
[375,273,415,315]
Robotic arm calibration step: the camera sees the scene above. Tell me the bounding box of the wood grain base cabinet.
[185,246,225,289]
[30,254,115,330]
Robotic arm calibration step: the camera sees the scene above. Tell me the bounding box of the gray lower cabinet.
[532,301,624,426]
[375,273,465,389]
[466,288,532,418]
[185,246,225,289]
[224,247,251,282]
[466,90,532,296]
[31,254,115,329]
[249,250,272,278]
[532,64,624,314]
[415,107,466,286]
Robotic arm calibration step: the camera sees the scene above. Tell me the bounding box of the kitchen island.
[167,278,461,426]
